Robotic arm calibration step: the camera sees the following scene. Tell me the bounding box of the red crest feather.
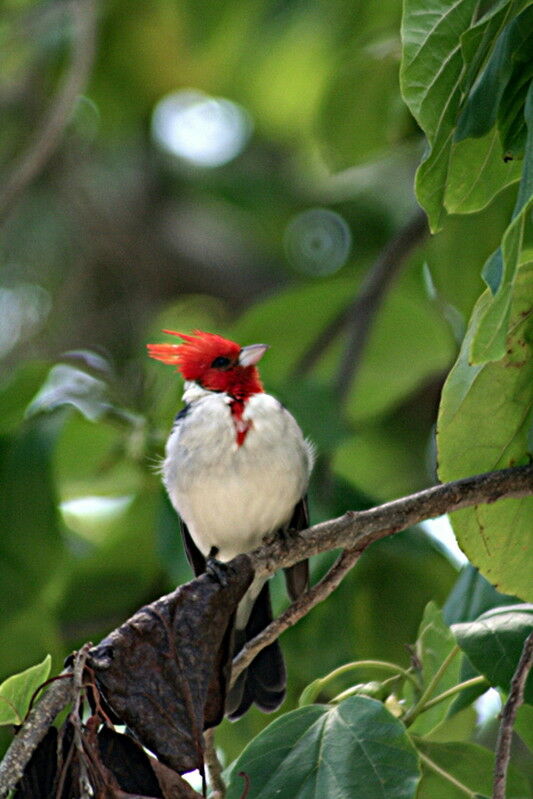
[147,330,262,396]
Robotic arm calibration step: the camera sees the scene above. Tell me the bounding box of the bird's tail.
[225,582,286,719]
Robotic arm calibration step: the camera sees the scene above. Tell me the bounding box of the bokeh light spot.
[0,283,51,359]
[151,89,252,168]
[284,208,352,276]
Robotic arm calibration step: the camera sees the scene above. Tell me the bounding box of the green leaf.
[409,603,461,735]
[514,704,533,750]
[459,0,523,95]
[0,416,65,626]
[318,37,408,170]
[400,0,475,230]
[467,79,533,362]
[444,129,521,215]
[0,655,51,726]
[400,0,530,230]
[226,696,421,799]
[455,7,532,141]
[343,276,456,424]
[436,269,533,599]
[452,604,533,703]
[498,56,533,159]
[0,363,49,435]
[53,413,144,503]
[443,564,518,626]
[416,739,530,799]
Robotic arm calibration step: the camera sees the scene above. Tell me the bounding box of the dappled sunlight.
[60,494,135,543]
[151,89,252,168]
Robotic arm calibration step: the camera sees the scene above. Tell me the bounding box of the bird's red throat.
[229,398,252,446]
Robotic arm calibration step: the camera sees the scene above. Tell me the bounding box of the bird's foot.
[206,547,230,587]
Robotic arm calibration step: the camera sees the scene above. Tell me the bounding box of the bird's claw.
[206,547,230,587]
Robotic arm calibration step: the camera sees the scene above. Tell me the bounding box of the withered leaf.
[98,727,164,796]
[14,727,58,799]
[88,555,253,774]
[98,726,202,797]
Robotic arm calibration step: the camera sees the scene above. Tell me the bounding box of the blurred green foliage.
[0,0,531,782]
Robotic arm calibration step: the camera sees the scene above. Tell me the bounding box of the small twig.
[493,630,533,799]
[203,728,226,798]
[0,669,74,796]
[334,208,428,407]
[0,0,98,225]
[232,547,362,685]
[294,208,428,391]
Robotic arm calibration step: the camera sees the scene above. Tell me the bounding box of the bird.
[147,330,314,718]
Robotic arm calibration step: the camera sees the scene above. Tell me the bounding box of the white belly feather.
[163,389,313,562]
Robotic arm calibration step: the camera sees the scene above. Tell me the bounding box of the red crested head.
[147,330,266,398]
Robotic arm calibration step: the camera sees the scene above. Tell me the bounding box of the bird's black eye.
[211,355,231,369]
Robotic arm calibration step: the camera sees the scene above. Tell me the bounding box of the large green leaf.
[444,129,521,214]
[318,37,409,170]
[400,0,528,230]
[0,363,49,435]
[0,655,51,726]
[436,273,533,600]
[416,739,530,799]
[443,564,517,626]
[455,6,532,142]
[469,81,533,363]
[514,704,533,750]
[409,603,461,736]
[452,604,533,703]
[0,416,65,626]
[400,0,475,230]
[226,697,421,799]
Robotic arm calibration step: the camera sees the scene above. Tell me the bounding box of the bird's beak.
[239,344,269,367]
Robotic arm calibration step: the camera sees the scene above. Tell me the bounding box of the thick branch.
[493,631,533,799]
[1,463,531,796]
[0,673,73,796]
[0,0,98,225]
[250,463,533,578]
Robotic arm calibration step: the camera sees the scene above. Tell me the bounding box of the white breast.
[163,388,313,562]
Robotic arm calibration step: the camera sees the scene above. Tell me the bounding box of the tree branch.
[1,463,531,797]
[250,463,533,579]
[203,728,226,798]
[0,672,73,796]
[0,0,98,226]
[493,630,533,799]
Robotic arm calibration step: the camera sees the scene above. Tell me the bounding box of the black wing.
[283,496,310,601]
[179,518,207,576]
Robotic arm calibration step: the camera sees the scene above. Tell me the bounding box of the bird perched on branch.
[147,330,314,718]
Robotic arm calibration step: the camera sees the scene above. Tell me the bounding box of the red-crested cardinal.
[147,330,314,718]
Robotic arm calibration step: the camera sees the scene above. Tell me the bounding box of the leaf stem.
[404,645,460,724]
[421,675,488,712]
[418,750,477,797]
[320,660,420,691]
